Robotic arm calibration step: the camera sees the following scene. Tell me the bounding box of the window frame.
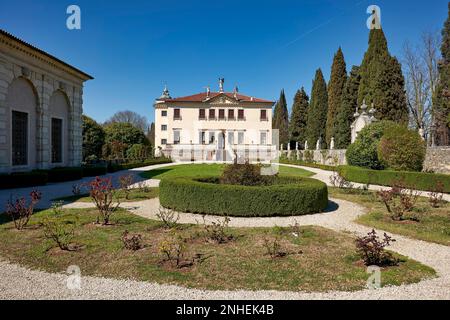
[11,110,29,167]
[51,117,64,164]
[238,109,245,120]
[173,108,181,120]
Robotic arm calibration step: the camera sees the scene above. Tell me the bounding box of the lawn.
[140,164,314,180]
[0,208,435,292]
[53,188,159,203]
[329,188,450,246]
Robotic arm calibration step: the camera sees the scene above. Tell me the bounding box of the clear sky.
[0,0,448,125]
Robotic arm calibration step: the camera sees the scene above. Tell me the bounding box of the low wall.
[281,150,347,166]
[424,147,450,174]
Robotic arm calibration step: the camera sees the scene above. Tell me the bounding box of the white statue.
[296,142,299,150]
[304,140,308,150]
[330,137,335,150]
[316,138,321,151]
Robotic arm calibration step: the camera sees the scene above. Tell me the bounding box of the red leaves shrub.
[86,177,120,225]
[377,181,421,221]
[121,230,143,251]
[6,190,41,230]
[355,229,398,267]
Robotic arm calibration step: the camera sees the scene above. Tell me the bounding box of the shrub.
[6,190,42,230]
[337,165,450,193]
[377,182,421,221]
[202,216,233,244]
[126,144,152,161]
[48,167,83,183]
[158,232,187,268]
[378,125,426,172]
[107,158,172,173]
[279,159,335,171]
[0,171,48,189]
[121,230,143,251]
[160,176,329,217]
[118,174,134,200]
[355,229,397,267]
[220,162,274,186]
[263,236,287,259]
[429,182,445,208]
[156,206,180,229]
[346,121,396,170]
[86,177,120,225]
[42,202,77,251]
[82,165,107,177]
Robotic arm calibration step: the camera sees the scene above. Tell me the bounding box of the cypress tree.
[358,28,408,123]
[272,89,289,146]
[306,69,328,149]
[434,2,450,146]
[335,66,361,149]
[326,47,347,147]
[289,87,309,147]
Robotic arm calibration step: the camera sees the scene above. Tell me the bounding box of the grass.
[329,188,450,246]
[53,188,159,203]
[0,208,436,292]
[140,164,314,180]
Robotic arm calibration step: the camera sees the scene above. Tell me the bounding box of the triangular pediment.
[206,93,239,105]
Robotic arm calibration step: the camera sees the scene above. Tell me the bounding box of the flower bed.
[159,176,329,217]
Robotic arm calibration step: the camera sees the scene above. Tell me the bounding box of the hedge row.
[279,159,336,172]
[337,166,450,193]
[0,158,172,189]
[107,158,172,173]
[159,176,329,217]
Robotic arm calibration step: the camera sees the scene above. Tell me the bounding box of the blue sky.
[0,0,448,125]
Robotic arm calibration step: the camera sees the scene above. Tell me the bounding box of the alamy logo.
[66,265,82,290]
[366,5,381,30]
[66,5,81,30]
[366,266,381,289]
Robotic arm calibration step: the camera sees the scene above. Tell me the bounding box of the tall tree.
[289,88,309,147]
[306,69,328,149]
[335,66,361,149]
[434,3,450,146]
[358,28,408,123]
[148,122,155,147]
[106,110,149,132]
[82,115,105,161]
[326,47,347,147]
[272,89,289,146]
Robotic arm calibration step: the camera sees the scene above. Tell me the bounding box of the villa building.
[0,30,92,173]
[154,79,276,161]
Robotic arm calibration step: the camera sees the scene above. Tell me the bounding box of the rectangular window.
[199,109,206,120]
[173,130,181,144]
[219,109,225,120]
[12,111,28,166]
[209,132,215,144]
[161,125,167,131]
[161,110,168,117]
[260,131,267,145]
[51,118,63,163]
[228,132,235,145]
[238,109,245,120]
[209,109,216,119]
[174,109,181,120]
[161,139,167,145]
[228,109,235,120]
[260,110,267,121]
[200,131,206,144]
[238,131,245,145]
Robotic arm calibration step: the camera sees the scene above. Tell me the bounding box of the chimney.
[219,78,225,93]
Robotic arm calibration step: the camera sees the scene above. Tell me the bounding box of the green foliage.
[326,48,347,147]
[126,144,153,161]
[148,122,156,146]
[337,165,450,193]
[82,165,108,177]
[220,162,274,186]
[335,66,361,149]
[272,89,290,146]
[159,176,329,217]
[104,122,149,159]
[0,171,48,189]
[357,29,408,123]
[346,121,396,170]
[279,158,336,172]
[82,115,105,161]
[48,167,83,183]
[306,69,328,149]
[289,88,309,147]
[107,158,172,173]
[378,126,426,172]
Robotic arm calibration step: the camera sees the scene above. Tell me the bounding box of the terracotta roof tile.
[161,92,274,104]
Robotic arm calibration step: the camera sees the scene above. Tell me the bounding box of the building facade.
[154,81,275,162]
[0,30,93,173]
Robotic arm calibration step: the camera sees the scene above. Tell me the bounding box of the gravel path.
[1,162,449,300]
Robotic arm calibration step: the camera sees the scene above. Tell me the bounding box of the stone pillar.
[69,86,83,167]
[0,58,13,173]
[36,74,52,170]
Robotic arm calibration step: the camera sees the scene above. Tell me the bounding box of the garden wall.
[423,147,450,174]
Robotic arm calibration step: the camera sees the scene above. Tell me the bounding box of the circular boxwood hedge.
[159,176,329,217]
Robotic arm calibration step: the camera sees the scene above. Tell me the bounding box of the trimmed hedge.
[82,165,108,177]
[337,166,450,193]
[279,159,336,172]
[47,167,84,183]
[0,171,49,189]
[159,176,329,217]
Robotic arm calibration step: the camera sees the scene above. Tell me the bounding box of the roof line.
[0,29,94,80]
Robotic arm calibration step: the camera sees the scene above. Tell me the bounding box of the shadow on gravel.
[323,201,339,213]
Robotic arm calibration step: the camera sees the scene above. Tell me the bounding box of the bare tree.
[402,32,440,143]
[106,110,149,132]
